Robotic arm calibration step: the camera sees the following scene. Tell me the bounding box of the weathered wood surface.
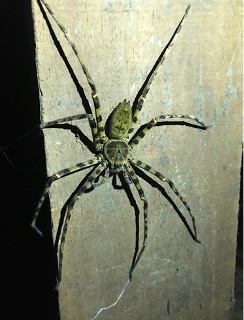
[32,1,242,319]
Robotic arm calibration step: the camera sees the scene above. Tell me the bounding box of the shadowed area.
[0,1,59,319]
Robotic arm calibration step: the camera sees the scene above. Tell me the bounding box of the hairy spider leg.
[41,113,101,150]
[31,155,103,236]
[92,165,110,187]
[124,164,149,280]
[38,0,107,141]
[122,169,133,185]
[129,113,208,149]
[57,161,108,285]
[127,4,191,139]
[130,156,201,243]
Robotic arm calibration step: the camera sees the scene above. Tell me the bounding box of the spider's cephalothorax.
[32,1,209,285]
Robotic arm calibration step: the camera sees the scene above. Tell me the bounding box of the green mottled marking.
[109,100,132,139]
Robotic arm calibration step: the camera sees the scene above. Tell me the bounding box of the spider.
[31,1,208,285]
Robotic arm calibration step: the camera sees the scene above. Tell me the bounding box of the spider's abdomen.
[104,139,129,168]
[109,99,132,139]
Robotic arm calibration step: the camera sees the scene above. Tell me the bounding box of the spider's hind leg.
[57,160,108,286]
[131,156,201,243]
[124,164,149,280]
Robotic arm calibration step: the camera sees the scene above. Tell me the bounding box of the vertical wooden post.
[32,1,242,319]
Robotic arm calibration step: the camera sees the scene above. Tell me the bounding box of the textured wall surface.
[32,1,242,319]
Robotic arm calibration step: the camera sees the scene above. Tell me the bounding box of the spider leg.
[91,165,110,187]
[124,164,149,280]
[122,169,133,185]
[130,157,201,243]
[31,155,103,236]
[38,0,106,141]
[41,113,101,150]
[127,4,191,137]
[129,114,208,149]
[57,161,107,285]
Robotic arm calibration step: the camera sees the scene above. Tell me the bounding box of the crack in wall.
[89,279,130,319]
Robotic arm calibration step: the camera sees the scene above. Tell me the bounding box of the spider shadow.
[44,123,95,153]
[53,167,141,283]
[37,0,92,116]
[53,166,98,255]
[132,164,199,243]
[37,0,118,153]
[155,120,207,130]
[131,121,208,144]
[112,173,141,272]
[37,0,95,152]
[131,38,170,116]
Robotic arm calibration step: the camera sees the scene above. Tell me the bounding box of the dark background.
[0,1,242,320]
[0,1,59,319]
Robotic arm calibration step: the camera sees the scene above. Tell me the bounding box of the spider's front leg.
[129,113,209,149]
[127,4,191,138]
[39,0,106,141]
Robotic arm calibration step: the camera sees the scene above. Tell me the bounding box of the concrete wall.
[32,0,242,319]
